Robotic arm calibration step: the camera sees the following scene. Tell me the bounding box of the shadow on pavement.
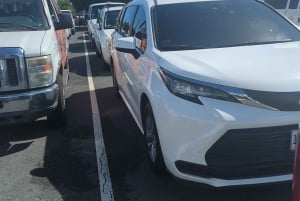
[68,45,111,78]
[0,122,48,158]
[29,90,100,201]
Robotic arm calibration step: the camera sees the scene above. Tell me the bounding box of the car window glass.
[120,5,138,36]
[47,0,58,22]
[289,0,299,8]
[104,10,120,29]
[131,6,146,36]
[132,6,147,53]
[153,1,300,51]
[116,7,126,32]
[91,5,105,19]
[264,0,288,9]
[0,0,49,30]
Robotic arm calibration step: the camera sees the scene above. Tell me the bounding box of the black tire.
[143,103,166,174]
[47,73,66,127]
[96,48,101,57]
[99,46,109,69]
[90,38,95,49]
[111,61,120,97]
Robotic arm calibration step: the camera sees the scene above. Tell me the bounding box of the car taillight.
[293,130,300,201]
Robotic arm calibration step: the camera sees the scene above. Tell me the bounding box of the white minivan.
[112,0,300,187]
[95,6,123,67]
[86,2,124,47]
[263,0,300,27]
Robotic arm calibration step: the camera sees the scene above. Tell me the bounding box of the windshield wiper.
[0,23,38,30]
[222,39,293,47]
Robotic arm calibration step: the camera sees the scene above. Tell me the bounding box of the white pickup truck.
[0,0,73,125]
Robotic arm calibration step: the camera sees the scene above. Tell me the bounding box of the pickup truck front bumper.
[0,84,58,125]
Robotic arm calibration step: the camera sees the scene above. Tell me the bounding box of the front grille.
[201,125,298,179]
[176,125,297,179]
[6,58,19,86]
[0,48,27,92]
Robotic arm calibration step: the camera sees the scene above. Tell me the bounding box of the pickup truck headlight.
[159,68,240,104]
[26,55,53,88]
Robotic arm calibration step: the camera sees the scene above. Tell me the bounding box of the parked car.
[61,9,76,35]
[95,6,123,67]
[0,0,73,125]
[293,130,300,201]
[111,0,300,187]
[262,0,300,27]
[86,2,125,47]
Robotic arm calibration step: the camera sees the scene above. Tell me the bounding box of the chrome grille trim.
[0,48,27,92]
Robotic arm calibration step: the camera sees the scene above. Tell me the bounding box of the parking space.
[0,25,294,201]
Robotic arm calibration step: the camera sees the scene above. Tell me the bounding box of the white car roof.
[89,2,125,8]
[132,0,225,7]
[102,6,124,12]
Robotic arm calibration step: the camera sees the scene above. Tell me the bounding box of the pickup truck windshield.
[0,0,49,31]
[153,0,300,51]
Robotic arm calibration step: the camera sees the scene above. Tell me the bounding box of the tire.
[143,103,166,174]
[47,73,66,127]
[96,48,101,57]
[90,38,95,49]
[99,46,110,70]
[111,61,120,97]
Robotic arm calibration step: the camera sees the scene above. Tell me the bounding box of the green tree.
[58,0,75,14]
[70,0,131,13]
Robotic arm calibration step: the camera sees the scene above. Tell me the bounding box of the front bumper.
[150,82,300,187]
[0,84,58,124]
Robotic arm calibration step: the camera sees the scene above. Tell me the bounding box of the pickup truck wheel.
[47,73,66,127]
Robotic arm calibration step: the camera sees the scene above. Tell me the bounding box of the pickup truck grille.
[5,58,19,86]
[0,48,27,92]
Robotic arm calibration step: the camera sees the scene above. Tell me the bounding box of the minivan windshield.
[153,0,300,51]
[0,0,49,31]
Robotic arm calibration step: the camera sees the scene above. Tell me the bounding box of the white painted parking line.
[83,33,115,201]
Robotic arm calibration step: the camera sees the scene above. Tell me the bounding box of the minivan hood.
[0,31,46,57]
[157,41,300,92]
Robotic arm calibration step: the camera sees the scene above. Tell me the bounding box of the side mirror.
[115,37,139,58]
[115,37,135,52]
[54,13,73,30]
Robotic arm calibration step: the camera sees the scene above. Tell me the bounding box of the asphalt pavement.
[0,26,293,201]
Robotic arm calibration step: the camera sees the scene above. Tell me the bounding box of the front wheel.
[143,103,166,174]
[111,61,120,97]
[47,73,66,127]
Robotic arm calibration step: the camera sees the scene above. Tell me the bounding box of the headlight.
[159,68,240,104]
[26,55,53,88]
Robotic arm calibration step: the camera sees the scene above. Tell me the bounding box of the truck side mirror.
[54,13,73,30]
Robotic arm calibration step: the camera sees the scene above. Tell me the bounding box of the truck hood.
[157,41,300,92]
[0,31,46,57]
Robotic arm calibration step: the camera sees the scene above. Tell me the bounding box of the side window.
[132,6,147,53]
[47,0,58,22]
[289,0,299,8]
[97,9,103,27]
[116,7,126,32]
[120,6,138,37]
[264,0,288,9]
